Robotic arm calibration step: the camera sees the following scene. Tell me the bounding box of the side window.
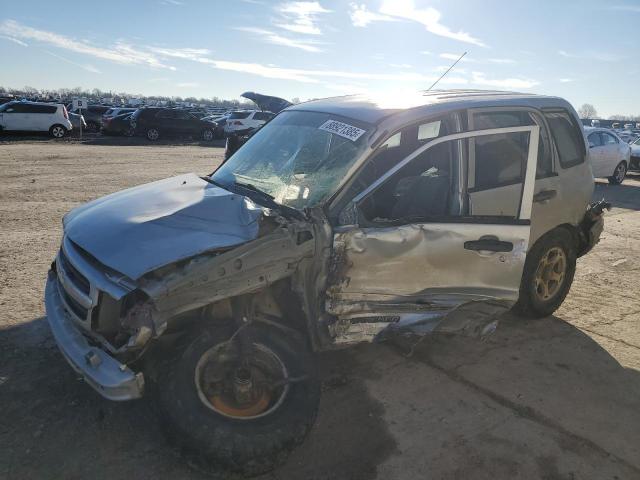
[30,105,56,114]
[253,111,273,121]
[588,133,603,148]
[603,133,618,145]
[9,103,30,113]
[543,110,585,168]
[471,132,528,191]
[358,130,533,223]
[156,110,175,119]
[469,109,553,178]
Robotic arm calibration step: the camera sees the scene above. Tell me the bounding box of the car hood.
[63,173,265,280]
[241,92,292,114]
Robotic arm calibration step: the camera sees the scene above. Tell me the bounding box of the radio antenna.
[425,51,467,92]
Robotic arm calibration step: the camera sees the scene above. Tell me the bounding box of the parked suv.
[68,104,111,132]
[0,101,72,137]
[130,107,216,141]
[45,91,608,476]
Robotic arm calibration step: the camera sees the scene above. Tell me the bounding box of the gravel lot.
[1,139,639,480]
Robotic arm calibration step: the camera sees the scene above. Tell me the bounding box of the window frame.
[467,106,557,180]
[351,125,540,227]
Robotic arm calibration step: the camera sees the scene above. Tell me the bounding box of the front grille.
[60,286,89,319]
[59,249,90,295]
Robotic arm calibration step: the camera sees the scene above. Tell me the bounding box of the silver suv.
[45,90,607,475]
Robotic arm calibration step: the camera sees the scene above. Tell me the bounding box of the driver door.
[326,125,539,342]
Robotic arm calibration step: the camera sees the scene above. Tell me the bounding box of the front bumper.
[45,271,144,401]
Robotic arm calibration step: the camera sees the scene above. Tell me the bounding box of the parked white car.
[585,127,631,184]
[630,137,640,171]
[224,110,274,134]
[0,101,72,138]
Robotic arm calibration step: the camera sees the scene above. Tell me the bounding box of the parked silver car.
[45,90,608,476]
[585,127,631,184]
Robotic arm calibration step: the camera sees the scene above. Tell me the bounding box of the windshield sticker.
[319,120,366,142]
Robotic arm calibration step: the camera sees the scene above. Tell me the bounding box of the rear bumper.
[45,271,144,401]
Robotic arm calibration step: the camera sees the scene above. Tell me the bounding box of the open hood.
[241,92,292,113]
[63,174,265,280]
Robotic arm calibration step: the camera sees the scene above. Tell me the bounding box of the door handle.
[464,238,513,252]
[533,189,557,203]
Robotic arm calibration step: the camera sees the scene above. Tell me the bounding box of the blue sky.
[1,0,639,117]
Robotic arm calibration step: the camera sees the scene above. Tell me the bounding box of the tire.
[86,121,100,133]
[49,124,67,138]
[608,161,627,185]
[201,129,214,142]
[155,324,320,476]
[515,228,577,318]
[146,128,160,141]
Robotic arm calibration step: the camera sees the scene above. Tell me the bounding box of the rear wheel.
[146,128,160,141]
[201,128,214,141]
[515,229,577,318]
[49,124,67,138]
[608,161,627,185]
[156,324,320,476]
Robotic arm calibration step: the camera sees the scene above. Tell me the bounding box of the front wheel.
[49,124,67,138]
[156,324,320,476]
[609,161,627,185]
[515,229,577,318]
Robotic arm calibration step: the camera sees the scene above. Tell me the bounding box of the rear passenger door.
[468,108,564,244]
[328,122,540,335]
[587,132,606,177]
[600,132,620,177]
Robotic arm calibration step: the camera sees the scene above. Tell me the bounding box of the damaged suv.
[45,90,607,475]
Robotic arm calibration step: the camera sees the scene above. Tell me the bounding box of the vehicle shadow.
[2,313,639,479]
[594,177,640,211]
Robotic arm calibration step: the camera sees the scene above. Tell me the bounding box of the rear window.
[89,106,110,114]
[544,110,585,168]
[253,111,274,121]
[229,111,251,120]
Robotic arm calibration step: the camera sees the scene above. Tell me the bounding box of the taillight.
[62,106,69,119]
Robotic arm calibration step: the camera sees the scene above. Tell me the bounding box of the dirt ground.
[1,139,639,480]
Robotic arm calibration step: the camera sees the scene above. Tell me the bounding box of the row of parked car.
[0,92,290,144]
[584,126,640,183]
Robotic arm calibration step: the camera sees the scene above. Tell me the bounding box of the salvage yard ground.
[1,140,639,480]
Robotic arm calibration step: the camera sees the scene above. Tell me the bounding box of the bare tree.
[578,103,598,119]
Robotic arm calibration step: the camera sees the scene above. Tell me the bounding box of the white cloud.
[236,27,324,52]
[42,49,101,73]
[161,0,184,4]
[147,47,213,62]
[559,78,574,83]
[389,63,412,68]
[379,0,485,46]
[439,52,474,62]
[0,34,28,47]
[558,49,622,62]
[488,58,515,64]
[274,1,331,35]
[177,82,199,88]
[0,20,175,69]
[349,3,396,27]
[470,71,538,89]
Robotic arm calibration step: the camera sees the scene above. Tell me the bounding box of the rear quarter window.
[543,110,586,169]
[229,111,251,120]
